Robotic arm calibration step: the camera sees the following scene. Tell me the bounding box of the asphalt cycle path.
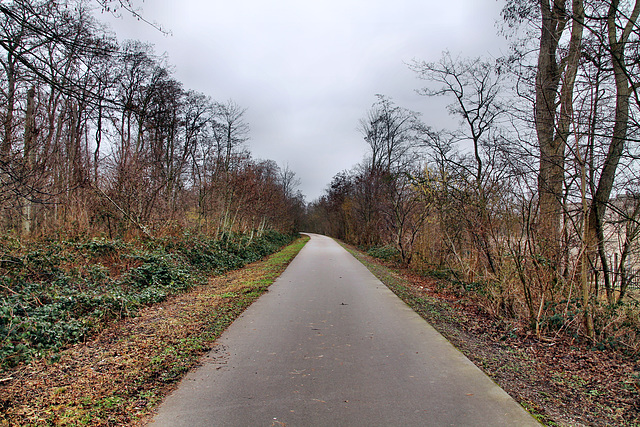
[151,233,539,426]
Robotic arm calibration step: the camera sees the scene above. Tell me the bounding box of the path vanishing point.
[150,233,540,426]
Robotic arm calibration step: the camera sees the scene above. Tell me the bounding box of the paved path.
[150,234,539,426]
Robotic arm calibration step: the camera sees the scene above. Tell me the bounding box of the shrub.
[367,245,401,262]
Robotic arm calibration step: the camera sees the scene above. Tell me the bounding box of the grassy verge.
[0,235,309,426]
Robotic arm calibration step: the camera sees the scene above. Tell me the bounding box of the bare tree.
[358,95,419,173]
[278,163,301,200]
[214,99,249,173]
[410,52,505,189]
[411,52,508,275]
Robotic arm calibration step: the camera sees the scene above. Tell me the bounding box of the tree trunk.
[536,0,583,268]
[536,0,566,264]
[21,86,36,236]
[584,0,640,311]
[3,57,16,156]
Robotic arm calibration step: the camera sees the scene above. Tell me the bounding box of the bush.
[367,245,401,262]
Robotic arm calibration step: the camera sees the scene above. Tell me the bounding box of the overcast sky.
[98,0,508,201]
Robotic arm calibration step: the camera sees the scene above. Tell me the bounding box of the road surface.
[150,233,539,426]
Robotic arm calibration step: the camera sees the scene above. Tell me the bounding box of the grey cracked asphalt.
[150,233,540,426]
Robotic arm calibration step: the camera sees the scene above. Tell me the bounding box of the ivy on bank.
[0,231,295,370]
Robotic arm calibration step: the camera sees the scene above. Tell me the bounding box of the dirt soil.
[347,247,640,427]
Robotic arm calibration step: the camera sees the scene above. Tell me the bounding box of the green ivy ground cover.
[0,230,295,370]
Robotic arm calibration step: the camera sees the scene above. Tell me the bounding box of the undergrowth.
[0,230,295,370]
[366,243,640,354]
[366,245,401,262]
